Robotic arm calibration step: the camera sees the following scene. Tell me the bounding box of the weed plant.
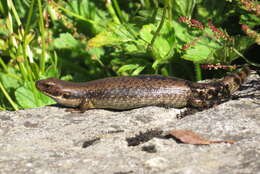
[0,0,259,110]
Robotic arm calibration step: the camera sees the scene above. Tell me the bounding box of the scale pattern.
[36,65,251,111]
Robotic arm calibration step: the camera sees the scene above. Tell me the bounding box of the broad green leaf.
[87,24,135,48]
[123,43,141,53]
[140,21,175,60]
[53,33,80,49]
[172,20,193,49]
[0,73,20,90]
[182,44,216,63]
[88,30,118,47]
[66,0,108,33]
[182,36,222,63]
[153,21,176,60]
[15,82,55,108]
[140,24,154,42]
[87,47,105,59]
[152,36,171,59]
[196,0,229,24]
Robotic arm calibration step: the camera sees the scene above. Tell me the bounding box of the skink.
[36,65,251,112]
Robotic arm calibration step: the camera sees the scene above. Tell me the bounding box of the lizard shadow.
[47,103,138,113]
[231,79,260,100]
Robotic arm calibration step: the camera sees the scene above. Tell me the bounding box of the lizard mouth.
[35,79,62,97]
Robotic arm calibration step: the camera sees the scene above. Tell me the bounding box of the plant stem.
[232,48,260,67]
[22,0,36,81]
[8,0,21,26]
[0,57,8,72]
[38,0,46,73]
[25,0,35,35]
[0,1,5,14]
[194,63,202,81]
[148,0,167,49]
[0,82,19,111]
[112,0,125,23]
[56,2,105,27]
[167,0,172,21]
[144,0,150,8]
[106,0,121,24]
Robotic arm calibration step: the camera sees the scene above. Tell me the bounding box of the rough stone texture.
[0,71,259,174]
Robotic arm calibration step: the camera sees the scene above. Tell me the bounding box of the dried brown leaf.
[169,130,235,145]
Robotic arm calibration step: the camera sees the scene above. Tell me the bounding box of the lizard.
[35,65,251,112]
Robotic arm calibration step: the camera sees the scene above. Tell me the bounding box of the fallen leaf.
[169,130,235,145]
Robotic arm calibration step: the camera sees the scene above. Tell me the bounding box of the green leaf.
[53,33,80,49]
[139,24,154,42]
[140,21,176,60]
[15,82,55,108]
[171,20,193,49]
[233,36,255,52]
[117,64,145,76]
[240,13,260,28]
[0,73,20,90]
[214,36,255,63]
[87,24,135,48]
[65,0,108,33]
[196,0,229,24]
[173,0,197,17]
[117,64,140,73]
[181,36,222,63]
[182,44,215,63]
[151,36,171,59]
[45,65,59,78]
[87,47,105,59]
[123,43,144,53]
[132,66,145,76]
[152,59,169,70]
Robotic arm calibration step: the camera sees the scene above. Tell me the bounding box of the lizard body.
[36,65,250,112]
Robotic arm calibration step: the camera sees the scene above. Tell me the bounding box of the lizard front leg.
[66,99,95,113]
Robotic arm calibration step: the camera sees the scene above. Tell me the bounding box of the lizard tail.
[221,65,251,94]
[188,65,251,109]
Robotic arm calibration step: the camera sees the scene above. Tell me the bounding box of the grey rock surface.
[0,72,259,174]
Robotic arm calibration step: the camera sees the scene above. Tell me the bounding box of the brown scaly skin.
[36,65,251,112]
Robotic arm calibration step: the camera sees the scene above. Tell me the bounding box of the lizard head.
[36,78,82,107]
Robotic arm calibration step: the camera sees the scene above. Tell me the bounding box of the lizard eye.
[43,82,55,89]
[62,93,71,99]
[43,84,52,89]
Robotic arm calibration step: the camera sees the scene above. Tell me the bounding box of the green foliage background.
[0,0,259,110]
